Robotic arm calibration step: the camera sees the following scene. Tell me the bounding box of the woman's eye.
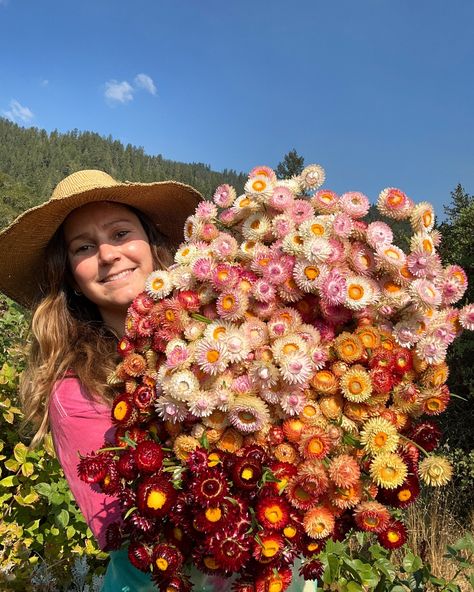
[74,244,92,254]
[115,230,130,240]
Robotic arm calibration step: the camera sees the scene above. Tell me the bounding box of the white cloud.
[104,80,134,104]
[3,99,34,123]
[134,73,157,96]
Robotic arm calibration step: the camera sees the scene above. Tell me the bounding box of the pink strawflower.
[219,207,240,226]
[326,239,346,264]
[211,233,239,260]
[269,186,295,211]
[320,270,347,305]
[211,263,240,291]
[410,279,442,310]
[279,352,314,386]
[192,257,215,281]
[340,191,370,218]
[332,212,353,238]
[249,165,277,182]
[393,320,420,347]
[280,389,307,415]
[366,221,393,248]
[289,199,314,224]
[350,242,376,275]
[262,258,291,285]
[416,335,447,365]
[195,201,218,220]
[311,189,340,214]
[308,346,329,369]
[378,188,414,220]
[459,304,474,331]
[253,279,277,303]
[251,299,279,318]
[440,279,466,305]
[213,184,236,208]
[407,250,440,278]
[216,290,249,321]
[271,214,296,239]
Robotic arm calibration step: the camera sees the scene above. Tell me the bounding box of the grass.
[401,484,474,591]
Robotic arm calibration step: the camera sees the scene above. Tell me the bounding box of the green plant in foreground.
[315,533,474,592]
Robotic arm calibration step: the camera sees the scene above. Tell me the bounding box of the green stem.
[398,434,429,458]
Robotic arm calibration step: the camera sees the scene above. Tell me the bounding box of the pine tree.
[276,149,305,179]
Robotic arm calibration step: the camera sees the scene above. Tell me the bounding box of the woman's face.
[63,202,154,335]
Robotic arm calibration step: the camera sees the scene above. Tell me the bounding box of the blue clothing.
[102,550,317,591]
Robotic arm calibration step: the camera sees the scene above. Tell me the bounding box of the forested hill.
[0,117,247,227]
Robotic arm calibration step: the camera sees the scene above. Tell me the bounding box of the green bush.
[0,295,107,590]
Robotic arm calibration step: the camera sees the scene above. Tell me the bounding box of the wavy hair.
[20,206,174,447]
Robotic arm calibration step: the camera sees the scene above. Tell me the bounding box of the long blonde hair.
[20,206,174,447]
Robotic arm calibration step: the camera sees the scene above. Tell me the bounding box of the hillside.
[0,117,246,227]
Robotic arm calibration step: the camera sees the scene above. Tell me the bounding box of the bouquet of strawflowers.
[78,164,474,592]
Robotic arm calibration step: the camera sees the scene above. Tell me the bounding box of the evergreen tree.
[276,149,305,179]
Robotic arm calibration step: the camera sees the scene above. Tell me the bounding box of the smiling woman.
[63,202,155,335]
[0,169,202,590]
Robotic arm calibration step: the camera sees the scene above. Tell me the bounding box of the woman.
[0,169,315,591]
[0,169,202,590]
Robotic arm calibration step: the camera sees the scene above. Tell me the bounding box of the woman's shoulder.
[49,373,110,420]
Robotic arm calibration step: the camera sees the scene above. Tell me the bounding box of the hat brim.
[0,180,202,308]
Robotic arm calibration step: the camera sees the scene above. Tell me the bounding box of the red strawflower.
[133,386,155,410]
[252,532,284,563]
[190,468,229,507]
[114,425,148,447]
[100,461,121,495]
[268,426,285,446]
[104,522,123,551]
[300,558,324,581]
[298,535,327,558]
[132,291,155,314]
[255,565,292,592]
[194,501,234,533]
[135,440,164,474]
[117,449,138,480]
[232,458,263,491]
[157,574,192,592]
[368,348,394,370]
[177,290,201,311]
[151,543,184,580]
[370,367,395,394]
[243,444,269,465]
[128,541,152,572]
[117,336,134,357]
[192,545,227,577]
[137,476,177,518]
[209,529,252,572]
[152,332,168,352]
[377,519,407,549]
[406,420,442,452]
[111,393,138,427]
[265,462,298,496]
[392,348,413,375]
[231,579,256,592]
[77,452,109,484]
[378,475,420,509]
[256,496,291,531]
[129,511,155,533]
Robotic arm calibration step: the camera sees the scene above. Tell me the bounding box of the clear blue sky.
[1,0,473,215]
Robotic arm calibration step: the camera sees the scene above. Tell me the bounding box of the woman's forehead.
[63,202,140,240]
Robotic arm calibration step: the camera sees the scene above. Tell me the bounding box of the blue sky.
[1,0,473,215]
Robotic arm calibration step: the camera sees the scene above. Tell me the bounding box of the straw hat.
[0,169,203,308]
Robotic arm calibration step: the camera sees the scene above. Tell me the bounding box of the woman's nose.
[98,242,120,264]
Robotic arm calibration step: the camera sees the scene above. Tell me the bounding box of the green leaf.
[402,551,423,574]
[347,583,364,592]
[34,482,52,498]
[0,474,17,487]
[66,525,76,539]
[51,492,64,505]
[4,458,19,471]
[13,442,28,464]
[21,461,35,477]
[55,508,69,528]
